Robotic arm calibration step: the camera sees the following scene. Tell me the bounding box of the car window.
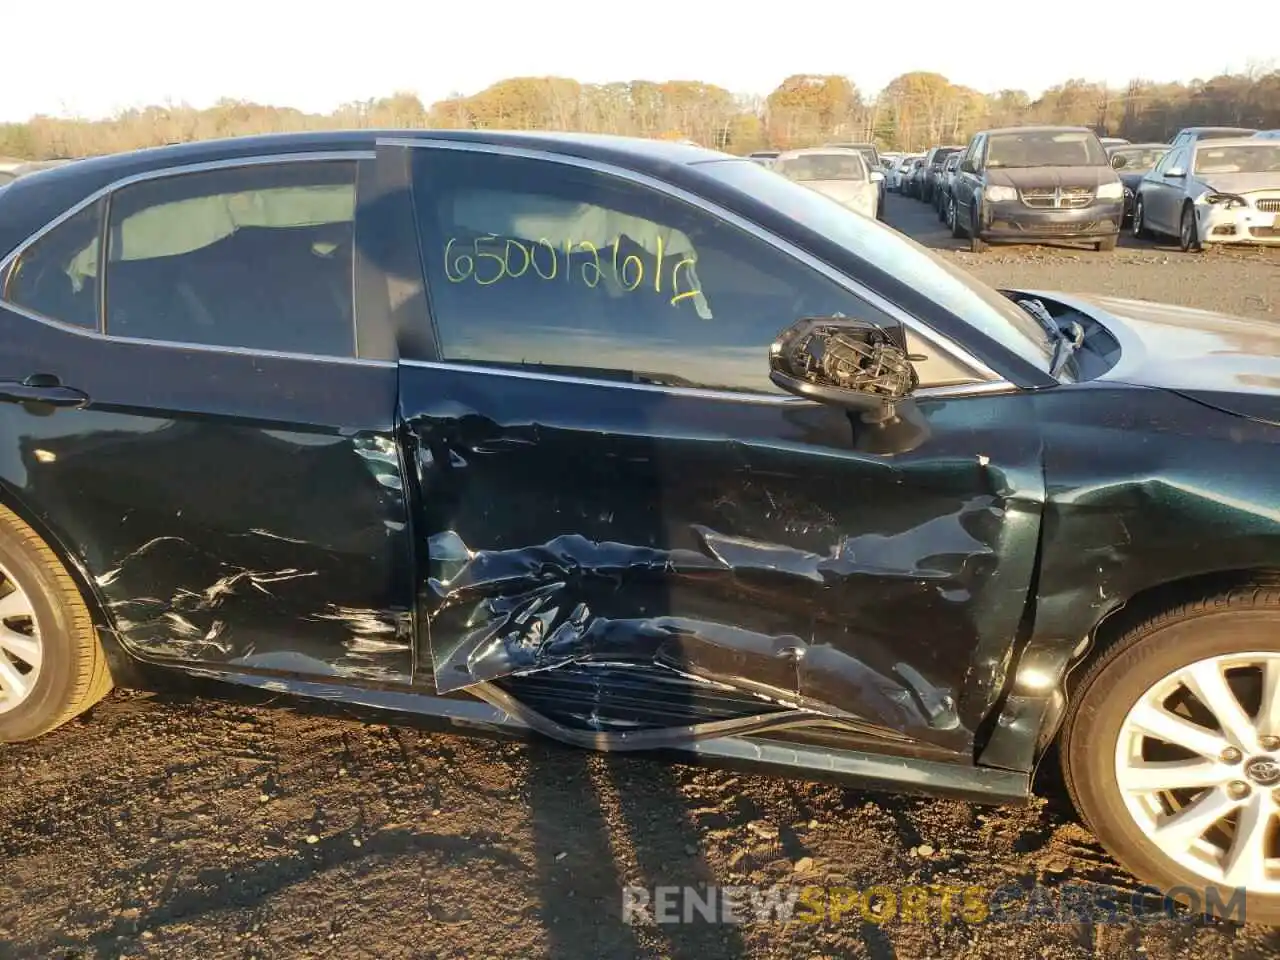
[1,199,106,330]
[410,149,907,394]
[99,160,357,356]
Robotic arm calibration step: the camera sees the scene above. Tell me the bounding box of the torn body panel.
[402,364,1045,754]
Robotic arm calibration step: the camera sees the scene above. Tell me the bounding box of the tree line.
[2,68,1278,162]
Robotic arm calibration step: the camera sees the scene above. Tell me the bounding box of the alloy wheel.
[1132,199,1144,238]
[0,564,41,714]
[1115,652,1280,892]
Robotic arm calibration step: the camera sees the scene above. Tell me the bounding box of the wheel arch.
[0,480,141,685]
[978,566,1280,776]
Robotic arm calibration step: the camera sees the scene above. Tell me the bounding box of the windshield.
[775,152,866,182]
[1193,143,1280,175]
[1109,146,1167,171]
[703,159,1055,371]
[987,130,1109,168]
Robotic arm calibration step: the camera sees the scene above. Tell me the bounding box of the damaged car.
[2,130,1280,921]
[1133,137,1280,250]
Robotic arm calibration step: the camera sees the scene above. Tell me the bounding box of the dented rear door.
[398,142,1046,753]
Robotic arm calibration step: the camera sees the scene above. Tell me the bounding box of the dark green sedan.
[0,130,1277,923]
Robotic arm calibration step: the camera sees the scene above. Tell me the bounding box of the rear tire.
[0,504,111,742]
[1132,197,1152,240]
[1061,589,1280,924]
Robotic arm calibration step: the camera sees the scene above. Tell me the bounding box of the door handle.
[0,374,90,409]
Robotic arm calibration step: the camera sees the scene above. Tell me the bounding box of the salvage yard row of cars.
[894,125,1280,252]
[4,129,1280,921]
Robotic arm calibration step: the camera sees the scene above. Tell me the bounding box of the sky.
[2,0,1278,123]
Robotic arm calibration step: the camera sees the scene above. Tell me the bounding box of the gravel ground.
[2,195,1280,960]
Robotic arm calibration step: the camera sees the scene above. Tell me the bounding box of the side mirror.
[769,317,923,424]
[1110,155,1127,169]
[870,170,885,183]
[1166,167,1186,178]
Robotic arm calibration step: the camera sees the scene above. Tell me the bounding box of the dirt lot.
[2,196,1280,960]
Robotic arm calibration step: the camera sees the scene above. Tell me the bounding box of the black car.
[2,130,1280,922]
[825,142,886,220]
[949,125,1125,252]
[1106,143,1170,223]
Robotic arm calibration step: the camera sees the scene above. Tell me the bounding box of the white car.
[1133,137,1280,250]
[771,148,882,219]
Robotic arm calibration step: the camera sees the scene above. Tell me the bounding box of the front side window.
[410,149,906,394]
[2,199,105,330]
[102,160,357,356]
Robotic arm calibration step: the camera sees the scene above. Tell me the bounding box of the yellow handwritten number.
[444,237,474,283]
[473,235,506,286]
[670,257,699,307]
[532,238,558,280]
[504,239,531,278]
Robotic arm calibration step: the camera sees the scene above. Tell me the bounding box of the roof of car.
[978,125,1097,137]
[1190,136,1278,149]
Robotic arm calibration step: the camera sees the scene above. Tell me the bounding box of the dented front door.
[398,142,1045,753]
[402,366,1045,753]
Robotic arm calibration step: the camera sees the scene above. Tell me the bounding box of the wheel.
[1132,196,1152,240]
[0,503,111,742]
[1061,589,1280,924]
[1096,235,1118,252]
[936,194,947,223]
[1180,203,1202,252]
[969,209,987,252]
[948,197,964,238]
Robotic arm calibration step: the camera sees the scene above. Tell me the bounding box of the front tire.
[0,504,112,742]
[1061,590,1280,923]
[1180,203,1202,252]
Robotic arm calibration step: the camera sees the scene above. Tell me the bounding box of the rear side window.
[103,160,357,356]
[1,199,105,330]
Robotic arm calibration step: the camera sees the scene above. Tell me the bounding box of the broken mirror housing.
[768,316,923,423]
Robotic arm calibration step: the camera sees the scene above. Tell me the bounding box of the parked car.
[6,130,1280,921]
[948,125,1124,252]
[888,154,923,192]
[1133,136,1280,250]
[1106,143,1170,224]
[933,153,961,221]
[919,145,965,203]
[773,147,881,219]
[903,157,928,198]
[824,143,887,220]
